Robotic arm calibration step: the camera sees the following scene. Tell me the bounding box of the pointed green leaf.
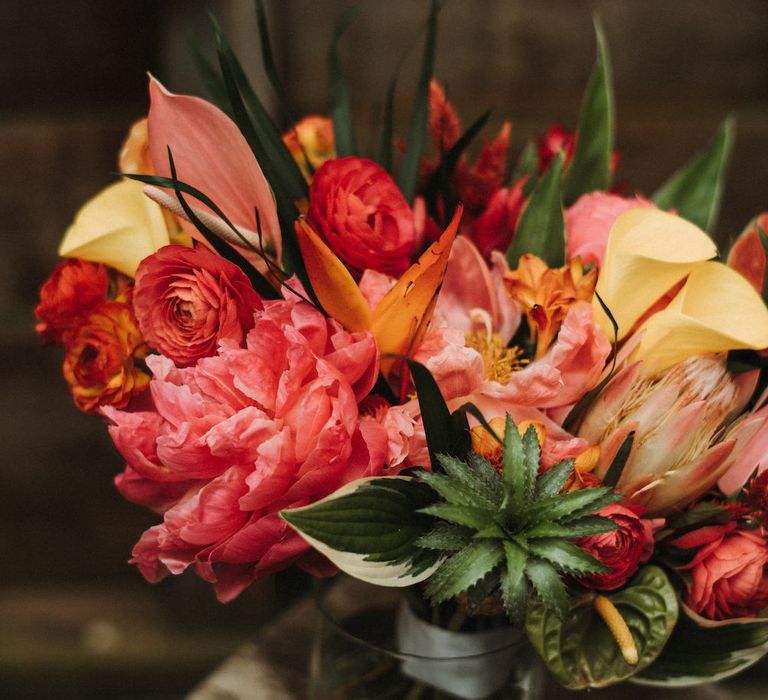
[188,42,231,114]
[525,557,570,619]
[210,13,307,202]
[527,539,608,575]
[527,566,679,689]
[404,358,453,468]
[562,18,615,205]
[466,569,502,616]
[425,540,503,604]
[417,470,489,509]
[466,453,505,505]
[436,454,501,507]
[415,523,473,551]
[418,503,493,530]
[602,431,635,488]
[534,459,574,499]
[513,138,539,191]
[398,0,442,203]
[502,415,526,510]
[506,151,565,268]
[527,516,618,539]
[523,486,618,524]
[652,117,734,232]
[521,425,541,502]
[254,0,293,122]
[328,8,358,156]
[474,523,506,539]
[501,540,528,621]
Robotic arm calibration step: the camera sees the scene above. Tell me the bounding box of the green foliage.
[562,17,615,205]
[637,603,768,685]
[506,151,565,269]
[328,8,358,157]
[397,0,443,203]
[416,416,619,621]
[526,566,679,689]
[652,117,734,233]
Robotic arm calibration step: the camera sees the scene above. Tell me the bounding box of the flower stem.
[593,595,639,665]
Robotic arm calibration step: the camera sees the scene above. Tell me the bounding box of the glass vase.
[308,577,544,700]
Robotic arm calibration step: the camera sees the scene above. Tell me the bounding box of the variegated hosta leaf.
[634,602,768,687]
[281,476,439,587]
[526,566,678,689]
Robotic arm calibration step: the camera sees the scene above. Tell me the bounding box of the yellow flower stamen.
[593,595,639,666]
[465,331,528,384]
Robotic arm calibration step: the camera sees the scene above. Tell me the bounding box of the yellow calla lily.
[594,207,768,373]
[58,179,172,277]
[295,206,462,378]
[634,261,768,372]
[594,208,717,340]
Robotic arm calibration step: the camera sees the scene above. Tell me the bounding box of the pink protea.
[578,354,757,515]
[103,296,388,602]
[565,191,654,268]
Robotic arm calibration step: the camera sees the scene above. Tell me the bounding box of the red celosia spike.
[457,121,512,215]
[428,79,462,154]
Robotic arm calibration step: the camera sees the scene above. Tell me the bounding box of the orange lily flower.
[295,206,463,379]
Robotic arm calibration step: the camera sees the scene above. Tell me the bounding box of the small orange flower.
[63,302,150,414]
[505,254,596,358]
[283,116,336,180]
[470,417,545,473]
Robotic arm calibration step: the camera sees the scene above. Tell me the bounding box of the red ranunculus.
[673,522,768,620]
[35,259,109,344]
[62,301,150,413]
[132,244,263,367]
[308,156,415,277]
[577,504,655,590]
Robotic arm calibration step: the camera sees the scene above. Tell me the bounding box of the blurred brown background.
[1,0,767,697]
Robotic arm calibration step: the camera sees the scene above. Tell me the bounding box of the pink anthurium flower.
[146,77,282,261]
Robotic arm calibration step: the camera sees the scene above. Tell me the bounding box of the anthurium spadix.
[296,206,462,378]
[146,77,282,262]
[58,179,172,276]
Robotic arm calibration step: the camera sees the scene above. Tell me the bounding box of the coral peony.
[577,504,656,590]
[308,157,415,277]
[104,297,388,601]
[565,191,654,268]
[674,523,768,620]
[35,259,110,344]
[133,244,263,367]
[63,301,150,413]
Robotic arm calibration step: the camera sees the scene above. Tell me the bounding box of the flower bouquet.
[36,2,768,697]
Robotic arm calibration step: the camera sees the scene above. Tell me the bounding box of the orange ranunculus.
[283,115,336,181]
[119,118,154,175]
[504,254,597,358]
[63,302,150,414]
[35,259,110,345]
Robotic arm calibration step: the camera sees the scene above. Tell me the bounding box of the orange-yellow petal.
[371,206,463,377]
[294,218,372,332]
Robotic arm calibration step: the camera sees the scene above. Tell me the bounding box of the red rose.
[35,259,109,344]
[577,504,655,590]
[308,156,415,276]
[63,301,150,414]
[132,244,263,367]
[673,523,768,620]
